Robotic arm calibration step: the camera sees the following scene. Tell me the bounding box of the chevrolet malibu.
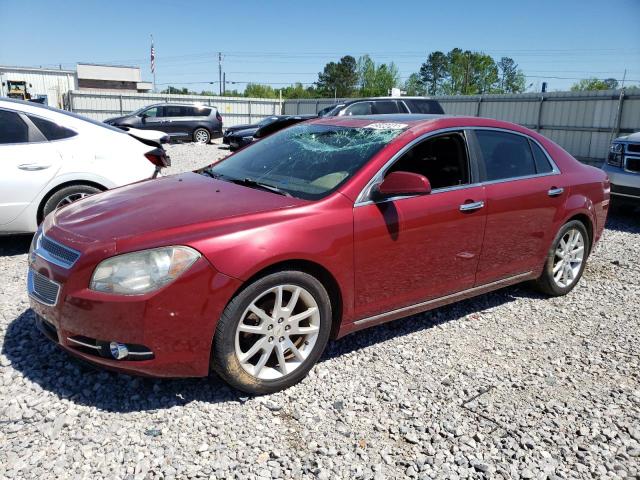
[28,115,610,394]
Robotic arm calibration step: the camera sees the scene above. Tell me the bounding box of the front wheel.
[534,220,589,296]
[212,271,332,394]
[193,127,211,144]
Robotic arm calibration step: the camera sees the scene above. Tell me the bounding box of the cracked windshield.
[205,123,407,199]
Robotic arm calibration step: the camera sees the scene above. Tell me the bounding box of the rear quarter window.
[27,115,77,141]
[405,99,445,114]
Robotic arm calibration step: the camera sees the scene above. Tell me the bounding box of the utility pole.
[223,72,226,95]
[218,52,222,96]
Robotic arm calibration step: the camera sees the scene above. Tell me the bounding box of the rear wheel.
[212,271,332,394]
[193,128,211,144]
[42,184,101,219]
[534,220,589,296]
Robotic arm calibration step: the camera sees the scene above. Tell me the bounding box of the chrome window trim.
[34,234,81,269]
[354,126,561,207]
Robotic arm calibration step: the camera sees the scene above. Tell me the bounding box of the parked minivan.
[318,97,444,116]
[105,103,223,144]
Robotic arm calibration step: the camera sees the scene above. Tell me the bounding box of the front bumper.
[603,163,640,200]
[28,235,242,378]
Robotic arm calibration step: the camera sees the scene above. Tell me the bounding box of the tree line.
[162,48,632,99]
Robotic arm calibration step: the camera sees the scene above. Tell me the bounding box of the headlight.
[89,246,200,295]
[609,143,623,153]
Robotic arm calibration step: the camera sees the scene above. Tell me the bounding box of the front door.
[353,130,487,320]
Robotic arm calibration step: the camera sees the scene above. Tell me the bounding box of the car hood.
[616,131,640,142]
[226,123,259,133]
[49,173,307,247]
[228,127,258,137]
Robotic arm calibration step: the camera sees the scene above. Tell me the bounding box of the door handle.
[548,187,564,197]
[459,200,485,212]
[18,163,51,171]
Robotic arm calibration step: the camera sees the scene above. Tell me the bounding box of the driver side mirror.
[374,171,431,199]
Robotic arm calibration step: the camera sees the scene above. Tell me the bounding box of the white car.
[0,98,169,234]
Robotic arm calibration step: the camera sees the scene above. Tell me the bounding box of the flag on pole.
[150,36,156,74]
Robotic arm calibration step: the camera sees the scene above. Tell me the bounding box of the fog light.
[109,342,129,360]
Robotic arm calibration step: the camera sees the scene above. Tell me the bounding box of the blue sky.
[1,0,638,92]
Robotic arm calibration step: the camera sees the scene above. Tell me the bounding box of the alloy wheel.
[194,129,210,143]
[234,284,321,380]
[552,228,585,288]
[55,192,91,209]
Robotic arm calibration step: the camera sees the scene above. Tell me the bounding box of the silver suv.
[604,132,640,203]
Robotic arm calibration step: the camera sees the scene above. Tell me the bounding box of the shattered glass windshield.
[204,123,407,200]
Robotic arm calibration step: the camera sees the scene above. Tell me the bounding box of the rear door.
[0,109,63,225]
[162,105,194,139]
[471,128,565,284]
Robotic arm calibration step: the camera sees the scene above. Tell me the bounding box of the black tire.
[42,184,101,219]
[212,271,332,394]
[533,220,590,296]
[193,127,211,144]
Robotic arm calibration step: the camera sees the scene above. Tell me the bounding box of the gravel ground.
[0,145,639,479]
[163,139,230,175]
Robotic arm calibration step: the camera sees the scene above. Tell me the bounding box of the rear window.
[28,115,77,141]
[404,99,444,114]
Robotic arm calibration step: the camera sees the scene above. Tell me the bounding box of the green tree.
[497,57,526,93]
[403,73,426,96]
[418,51,448,95]
[244,83,278,98]
[570,78,619,91]
[316,55,359,98]
[357,55,400,97]
[280,82,318,99]
[161,86,193,95]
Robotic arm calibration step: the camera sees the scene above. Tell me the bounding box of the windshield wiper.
[231,177,291,197]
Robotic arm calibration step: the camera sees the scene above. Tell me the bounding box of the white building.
[0,65,77,108]
[0,64,152,108]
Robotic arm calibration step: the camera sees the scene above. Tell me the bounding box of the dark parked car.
[603,131,640,205]
[224,115,314,151]
[29,114,609,394]
[318,97,444,116]
[105,103,222,144]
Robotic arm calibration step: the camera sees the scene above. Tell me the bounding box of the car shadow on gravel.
[0,234,32,256]
[3,285,539,412]
[606,207,640,234]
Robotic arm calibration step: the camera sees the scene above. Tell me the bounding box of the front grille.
[625,157,640,173]
[28,269,61,306]
[627,144,640,154]
[39,236,80,268]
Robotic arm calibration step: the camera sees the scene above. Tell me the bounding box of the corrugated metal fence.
[284,90,640,164]
[65,90,282,127]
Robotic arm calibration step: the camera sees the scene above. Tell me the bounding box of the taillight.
[144,148,171,167]
[216,111,222,122]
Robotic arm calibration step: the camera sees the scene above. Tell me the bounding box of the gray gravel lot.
[0,144,639,479]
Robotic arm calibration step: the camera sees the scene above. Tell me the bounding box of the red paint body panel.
[30,116,609,378]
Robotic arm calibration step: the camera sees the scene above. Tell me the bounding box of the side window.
[475,130,536,181]
[387,132,470,190]
[164,105,185,117]
[529,140,554,174]
[344,102,372,116]
[371,101,400,114]
[0,110,29,144]
[143,107,161,118]
[27,115,77,141]
[405,99,445,114]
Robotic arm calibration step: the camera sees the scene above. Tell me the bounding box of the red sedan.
[28,115,610,394]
